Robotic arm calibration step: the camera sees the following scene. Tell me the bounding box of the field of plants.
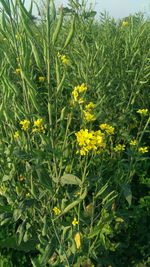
[0,0,150,266]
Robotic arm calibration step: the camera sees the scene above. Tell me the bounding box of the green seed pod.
[57,72,66,93]
[52,7,63,45]
[55,57,60,86]
[63,15,76,49]
[42,215,48,236]
[60,107,66,121]
[49,0,56,24]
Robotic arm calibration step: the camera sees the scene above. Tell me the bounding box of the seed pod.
[42,215,48,236]
[57,72,66,93]
[52,7,63,45]
[49,0,56,24]
[63,15,76,49]
[30,41,43,73]
[55,57,60,86]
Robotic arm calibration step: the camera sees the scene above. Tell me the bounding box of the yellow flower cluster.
[32,118,45,133]
[72,83,87,103]
[75,129,105,155]
[38,76,45,82]
[83,102,96,122]
[20,119,30,131]
[122,21,129,27]
[114,144,125,152]
[138,146,148,154]
[53,207,61,215]
[72,217,78,226]
[130,141,149,154]
[83,111,96,122]
[85,102,95,110]
[19,118,45,133]
[137,109,148,116]
[14,131,19,139]
[100,123,115,135]
[15,68,21,74]
[58,52,69,65]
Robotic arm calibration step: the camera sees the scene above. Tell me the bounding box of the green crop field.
[0,0,150,266]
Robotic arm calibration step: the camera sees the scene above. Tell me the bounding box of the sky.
[25,0,150,19]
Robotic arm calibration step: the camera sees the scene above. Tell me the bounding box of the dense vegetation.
[0,0,150,266]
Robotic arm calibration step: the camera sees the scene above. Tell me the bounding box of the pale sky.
[25,0,150,19]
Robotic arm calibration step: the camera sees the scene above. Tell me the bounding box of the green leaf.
[2,174,11,181]
[84,11,97,19]
[122,184,132,207]
[55,187,87,219]
[13,209,22,222]
[0,236,37,252]
[17,221,26,245]
[1,218,11,226]
[36,167,52,190]
[0,205,11,213]
[88,225,101,239]
[53,174,82,186]
[31,258,41,267]
[39,237,56,266]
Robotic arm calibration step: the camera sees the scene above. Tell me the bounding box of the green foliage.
[0,0,150,266]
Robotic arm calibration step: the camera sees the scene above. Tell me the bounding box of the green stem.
[46,0,58,177]
[51,218,70,266]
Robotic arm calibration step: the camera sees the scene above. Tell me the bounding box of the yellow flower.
[34,118,43,128]
[137,109,148,116]
[85,102,95,110]
[100,123,115,135]
[80,147,88,156]
[53,207,61,215]
[26,192,30,197]
[32,118,45,133]
[75,129,105,155]
[15,68,21,74]
[78,83,87,93]
[58,53,69,65]
[14,131,19,139]
[130,139,137,146]
[114,144,125,152]
[138,146,148,153]
[20,119,30,131]
[83,111,96,122]
[38,76,45,82]
[72,84,87,103]
[94,130,106,149]
[78,98,84,104]
[72,217,78,226]
[72,88,79,102]
[61,55,69,65]
[122,21,128,27]
[74,232,81,249]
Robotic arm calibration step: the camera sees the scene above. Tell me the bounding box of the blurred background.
[25,0,150,19]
